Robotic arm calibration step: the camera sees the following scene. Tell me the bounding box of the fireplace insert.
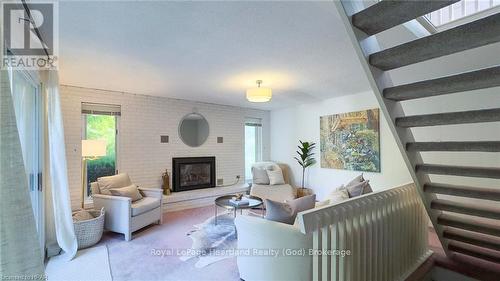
[172,157,216,192]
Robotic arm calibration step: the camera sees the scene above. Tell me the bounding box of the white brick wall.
[60,85,270,210]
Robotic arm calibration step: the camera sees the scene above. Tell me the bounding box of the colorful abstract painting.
[320,109,380,172]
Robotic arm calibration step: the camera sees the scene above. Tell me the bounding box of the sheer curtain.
[44,70,78,260]
[0,70,44,275]
[10,70,43,249]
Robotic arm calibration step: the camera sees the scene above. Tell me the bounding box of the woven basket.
[73,208,105,249]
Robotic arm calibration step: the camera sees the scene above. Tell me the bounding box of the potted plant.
[294,140,316,197]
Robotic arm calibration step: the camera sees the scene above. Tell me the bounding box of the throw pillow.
[90,182,100,195]
[110,184,143,201]
[265,199,295,224]
[315,199,331,208]
[325,186,350,203]
[285,194,316,213]
[346,180,370,198]
[97,173,133,195]
[252,167,270,185]
[291,195,319,227]
[345,173,364,188]
[363,181,373,194]
[345,174,372,196]
[265,194,316,225]
[266,166,285,185]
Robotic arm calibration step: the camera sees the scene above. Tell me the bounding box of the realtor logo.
[2,1,58,69]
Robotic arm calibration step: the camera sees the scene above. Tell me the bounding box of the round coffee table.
[214,195,264,225]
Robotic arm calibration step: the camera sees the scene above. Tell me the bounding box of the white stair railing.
[297,183,431,281]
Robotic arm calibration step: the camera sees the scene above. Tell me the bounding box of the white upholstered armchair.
[91,173,163,241]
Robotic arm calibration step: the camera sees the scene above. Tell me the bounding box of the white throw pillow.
[325,186,350,203]
[252,167,270,185]
[110,184,143,202]
[266,166,285,185]
[314,199,331,208]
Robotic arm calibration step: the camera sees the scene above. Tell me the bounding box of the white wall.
[270,22,500,202]
[271,91,412,200]
[378,25,500,193]
[400,88,500,195]
[60,85,270,209]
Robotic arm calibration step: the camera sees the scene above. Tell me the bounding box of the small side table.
[214,195,264,225]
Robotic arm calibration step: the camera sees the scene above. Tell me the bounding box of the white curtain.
[44,70,78,260]
[0,70,44,275]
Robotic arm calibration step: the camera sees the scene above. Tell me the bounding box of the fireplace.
[172,157,216,192]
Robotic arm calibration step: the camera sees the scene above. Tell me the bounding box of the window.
[425,0,500,29]
[82,103,120,198]
[244,118,263,181]
[10,70,44,253]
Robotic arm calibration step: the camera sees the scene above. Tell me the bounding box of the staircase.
[335,0,500,267]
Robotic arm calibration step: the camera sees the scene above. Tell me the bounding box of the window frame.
[244,118,263,182]
[81,103,120,201]
[421,1,500,32]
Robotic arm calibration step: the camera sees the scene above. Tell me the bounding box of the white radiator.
[297,183,431,281]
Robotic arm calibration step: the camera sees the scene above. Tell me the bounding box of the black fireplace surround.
[172,157,216,192]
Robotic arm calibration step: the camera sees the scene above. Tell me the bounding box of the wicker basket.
[73,208,105,249]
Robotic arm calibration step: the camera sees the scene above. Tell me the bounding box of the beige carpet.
[99,206,243,281]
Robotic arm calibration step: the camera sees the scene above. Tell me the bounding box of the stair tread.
[416,164,500,179]
[369,13,500,70]
[407,141,500,152]
[342,1,500,267]
[431,199,500,219]
[433,252,500,281]
[396,108,500,127]
[384,65,500,101]
[444,228,500,251]
[448,241,500,263]
[438,213,500,237]
[425,183,500,201]
[351,0,458,36]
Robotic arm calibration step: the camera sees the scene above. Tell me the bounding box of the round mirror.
[178,113,210,147]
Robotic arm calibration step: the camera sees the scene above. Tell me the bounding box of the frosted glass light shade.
[246,87,272,102]
[82,140,106,157]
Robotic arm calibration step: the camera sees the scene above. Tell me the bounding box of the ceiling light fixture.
[246,80,272,103]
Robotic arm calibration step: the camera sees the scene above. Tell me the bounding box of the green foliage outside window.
[86,115,116,195]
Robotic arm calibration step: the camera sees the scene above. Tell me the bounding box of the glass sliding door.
[10,70,44,254]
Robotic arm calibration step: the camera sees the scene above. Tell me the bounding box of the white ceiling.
[58,1,370,110]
